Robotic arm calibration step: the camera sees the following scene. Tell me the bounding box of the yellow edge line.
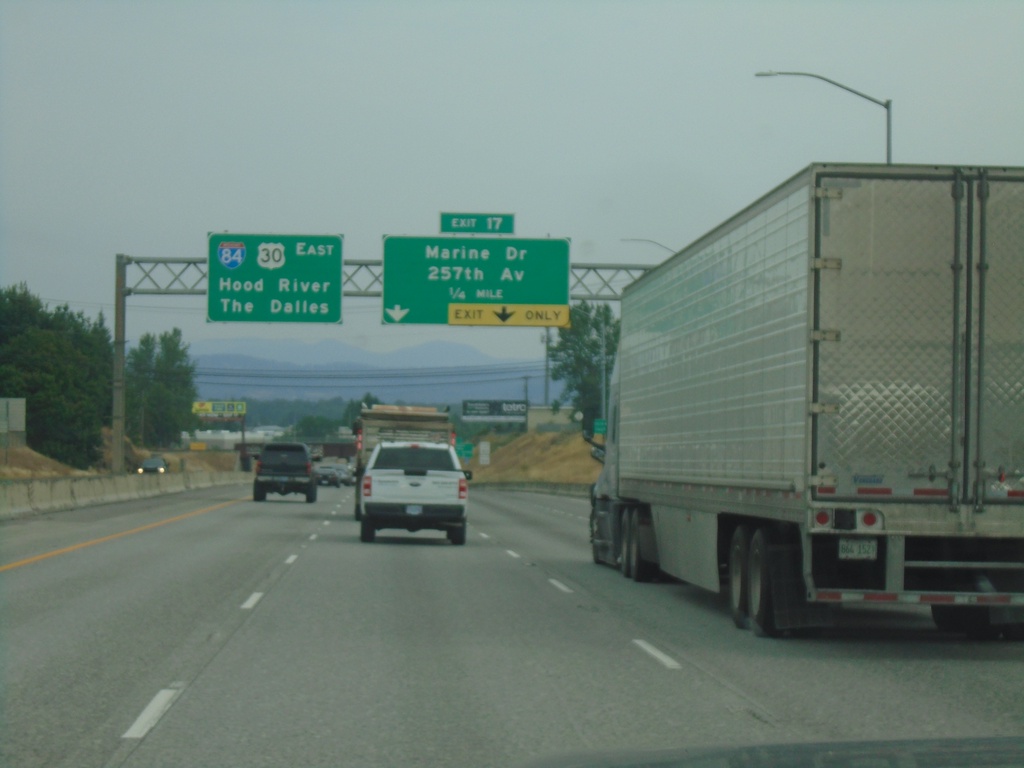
[0,497,246,574]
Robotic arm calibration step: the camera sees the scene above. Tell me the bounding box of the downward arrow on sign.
[385,305,409,322]
[494,306,514,323]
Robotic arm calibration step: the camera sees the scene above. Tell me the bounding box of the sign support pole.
[112,254,128,474]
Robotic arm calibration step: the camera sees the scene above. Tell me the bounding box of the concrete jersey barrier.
[0,471,250,520]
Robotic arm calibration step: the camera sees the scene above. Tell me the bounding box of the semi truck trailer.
[590,163,1024,638]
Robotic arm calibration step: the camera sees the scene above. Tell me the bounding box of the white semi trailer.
[590,163,1024,638]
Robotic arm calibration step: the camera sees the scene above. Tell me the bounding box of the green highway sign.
[207,233,343,323]
[440,213,515,234]
[382,236,570,326]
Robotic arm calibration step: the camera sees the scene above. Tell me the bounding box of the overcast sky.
[2,0,1022,361]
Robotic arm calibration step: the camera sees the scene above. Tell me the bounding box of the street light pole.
[621,238,677,254]
[756,70,892,164]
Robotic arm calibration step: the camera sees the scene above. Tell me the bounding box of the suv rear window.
[261,444,310,466]
[372,447,456,472]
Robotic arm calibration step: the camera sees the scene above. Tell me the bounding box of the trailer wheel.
[931,605,999,639]
[930,605,961,633]
[253,482,266,502]
[589,512,602,564]
[448,522,467,546]
[729,525,751,629]
[960,607,999,640]
[630,511,656,582]
[748,527,780,638]
[360,519,375,543]
[1003,624,1024,641]
[619,509,633,578]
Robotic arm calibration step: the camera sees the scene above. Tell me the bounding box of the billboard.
[461,400,528,423]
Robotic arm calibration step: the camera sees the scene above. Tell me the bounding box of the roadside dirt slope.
[467,430,601,485]
[0,445,238,479]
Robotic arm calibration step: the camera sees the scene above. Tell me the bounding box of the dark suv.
[253,443,317,503]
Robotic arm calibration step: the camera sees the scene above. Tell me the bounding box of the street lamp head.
[621,238,676,254]
[755,71,779,77]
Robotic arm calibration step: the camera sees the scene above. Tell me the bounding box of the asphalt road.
[1,483,1022,768]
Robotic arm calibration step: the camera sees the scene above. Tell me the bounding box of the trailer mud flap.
[769,542,834,631]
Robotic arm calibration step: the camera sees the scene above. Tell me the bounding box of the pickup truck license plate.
[406,505,423,516]
[839,537,877,560]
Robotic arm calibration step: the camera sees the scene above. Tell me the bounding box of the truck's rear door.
[812,167,1024,508]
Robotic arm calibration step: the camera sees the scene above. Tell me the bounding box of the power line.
[195,363,545,380]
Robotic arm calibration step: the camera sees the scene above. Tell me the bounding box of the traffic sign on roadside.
[192,401,247,415]
[382,236,570,327]
[207,233,343,323]
[440,213,515,234]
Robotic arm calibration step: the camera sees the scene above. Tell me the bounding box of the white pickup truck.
[358,441,471,545]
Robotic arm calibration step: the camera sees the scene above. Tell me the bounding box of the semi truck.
[590,163,1024,638]
[352,404,455,519]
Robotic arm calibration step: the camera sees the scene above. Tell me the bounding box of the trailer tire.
[360,519,375,543]
[253,482,266,502]
[748,527,780,638]
[448,522,467,546]
[962,608,999,640]
[630,511,657,583]
[931,605,999,639]
[620,509,633,579]
[930,605,961,633]
[1002,624,1024,641]
[729,525,751,629]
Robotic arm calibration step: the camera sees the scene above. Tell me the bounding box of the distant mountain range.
[189,338,562,405]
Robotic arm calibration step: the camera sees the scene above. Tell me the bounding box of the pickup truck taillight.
[362,475,372,497]
[459,477,468,499]
[305,461,312,476]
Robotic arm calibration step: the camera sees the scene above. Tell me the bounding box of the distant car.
[315,463,342,487]
[253,442,317,503]
[137,457,168,474]
[358,441,471,544]
[335,463,354,486]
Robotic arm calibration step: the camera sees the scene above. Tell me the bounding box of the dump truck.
[352,404,454,519]
[590,163,1024,638]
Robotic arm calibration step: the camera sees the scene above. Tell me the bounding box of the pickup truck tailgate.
[368,470,462,504]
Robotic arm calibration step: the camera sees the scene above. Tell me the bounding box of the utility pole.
[601,307,607,422]
[522,375,530,432]
[112,254,127,474]
[542,329,550,406]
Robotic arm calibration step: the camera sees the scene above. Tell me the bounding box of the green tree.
[549,301,619,434]
[126,328,198,447]
[0,284,112,468]
[291,415,344,441]
[126,334,157,445]
[342,392,380,426]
